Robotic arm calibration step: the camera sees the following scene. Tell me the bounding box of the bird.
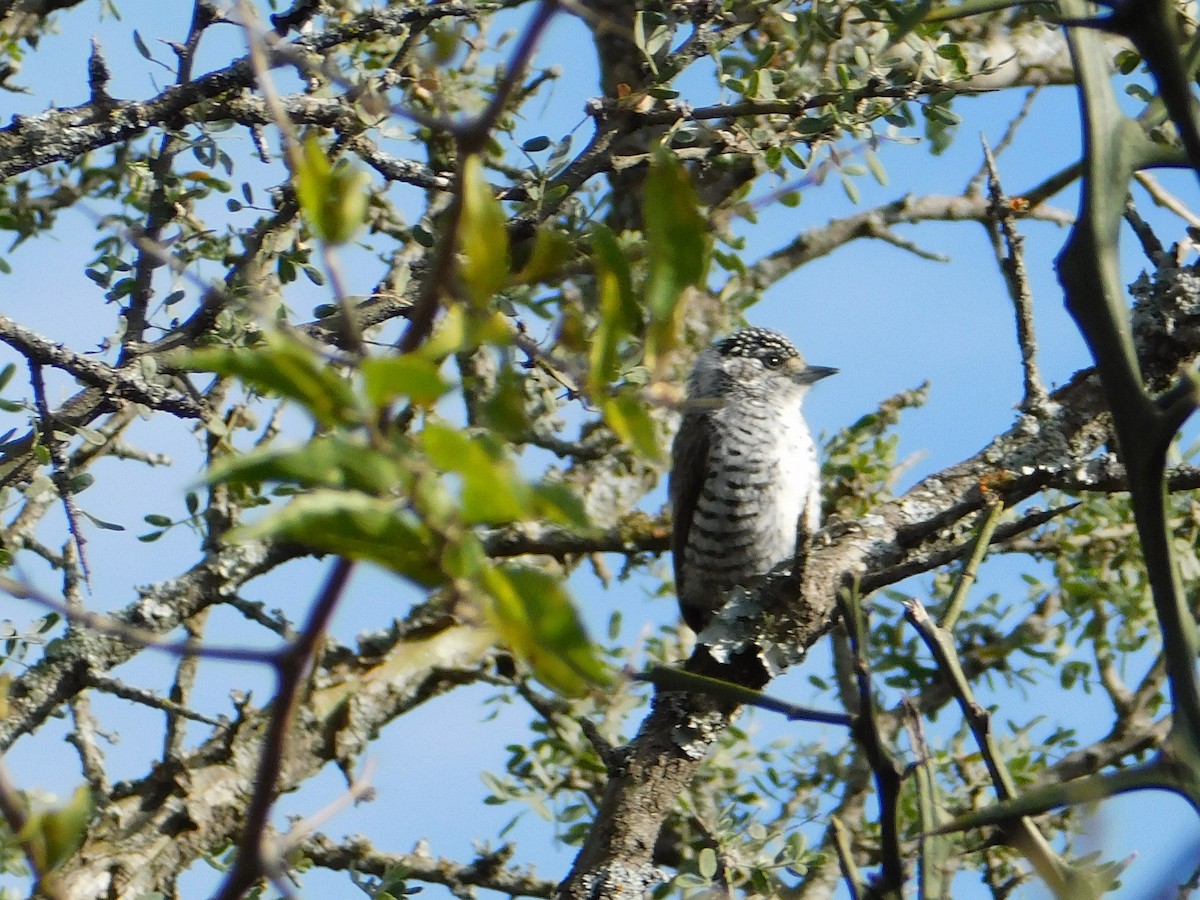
[669,327,837,634]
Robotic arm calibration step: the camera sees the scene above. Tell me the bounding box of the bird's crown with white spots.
[714,327,800,368]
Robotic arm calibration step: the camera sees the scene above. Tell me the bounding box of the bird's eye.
[762,353,784,369]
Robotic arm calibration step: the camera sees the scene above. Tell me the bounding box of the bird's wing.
[668,411,711,591]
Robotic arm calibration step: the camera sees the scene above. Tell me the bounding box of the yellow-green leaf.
[531,481,589,528]
[421,423,531,524]
[587,225,639,395]
[361,355,450,408]
[512,226,571,285]
[295,134,370,245]
[478,367,531,440]
[230,490,444,585]
[418,305,513,361]
[20,785,91,872]
[206,436,403,495]
[601,392,661,460]
[481,565,611,696]
[181,332,359,428]
[643,149,708,366]
[459,155,509,304]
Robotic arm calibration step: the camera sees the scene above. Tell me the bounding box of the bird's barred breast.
[679,408,817,608]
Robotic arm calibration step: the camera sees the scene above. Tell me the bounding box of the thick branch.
[0,315,202,418]
[299,833,556,898]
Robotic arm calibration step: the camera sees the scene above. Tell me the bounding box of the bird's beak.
[789,362,838,385]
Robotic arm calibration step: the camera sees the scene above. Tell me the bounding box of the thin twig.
[86,671,224,727]
[0,573,278,666]
[1123,193,1167,263]
[236,0,366,355]
[0,315,202,418]
[831,815,865,900]
[164,608,212,759]
[861,501,1077,594]
[941,498,1004,631]
[224,595,295,639]
[636,665,852,727]
[966,85,1042,196]
[902,699,952,900]
[513,679,616,771]
[904,598,1075,896]
[1133,169,1200,228]
[29,363,91,585]
[62,542,109,797]
[982,136,1048,411]
[277,759,378,854]
[299,832,557,898]
[837,588,905,896]
[864,220,950,262]
[121,0,219,353]
[66,690,109,798]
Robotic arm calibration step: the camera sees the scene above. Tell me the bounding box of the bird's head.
[688,327,837,404]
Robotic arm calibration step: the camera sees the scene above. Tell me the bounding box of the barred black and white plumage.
[669,327,836,633]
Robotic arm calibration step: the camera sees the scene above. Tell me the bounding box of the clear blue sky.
[1,3,1198,899]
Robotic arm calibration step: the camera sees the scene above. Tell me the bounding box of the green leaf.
[181,332,360,428]
[1114,48,1141,75]
[511,227,571,286]
[923,103,961,126]
[361,355,450,408]
[66,473,94,493]
[840,173,860,204]
[422,423,530,524]
[230,490,444,585]
[81,510,125,531]
[207,436,403,495]
[294,134,371,245]
[20,785,91,872]
[601,392,660,460]
[476,367,529,440]
[531,482,589,528]
[643,149,708,366]
[417,304,512,361]
[132,30,151,60]
[865,149,888,186]
[458,154,509,304]
[587,225,639,394]
[521,135,551,152]
[481,565,611,697]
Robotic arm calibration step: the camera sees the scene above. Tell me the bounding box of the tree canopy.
[1,1,1200,899]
